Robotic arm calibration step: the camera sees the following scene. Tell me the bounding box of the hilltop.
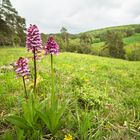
[83,24,140,35]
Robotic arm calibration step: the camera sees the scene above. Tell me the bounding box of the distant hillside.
[82,24,140,36]
[66,24,140,61]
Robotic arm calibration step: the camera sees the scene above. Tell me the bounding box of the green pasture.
[0,47,140,139]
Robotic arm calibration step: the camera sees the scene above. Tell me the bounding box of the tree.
[0,0,26,46]
[79,34,92,54]
[80,34,92,46]
[60,27,69,45]
[104,31,125,58]
[41,33,48,46]
[135,26,140,33]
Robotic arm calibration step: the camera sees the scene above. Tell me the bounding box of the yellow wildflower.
[64,134,72,140]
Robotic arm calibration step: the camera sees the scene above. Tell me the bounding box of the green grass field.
[90,33,140,59]
[0,47,140,139]
[123,33,140,45]
[94,33,140,46]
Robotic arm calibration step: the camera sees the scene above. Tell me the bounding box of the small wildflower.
[14,57,30,79]
[123,121,128,127]
[26,24,42,59]
[45,36,59,55]
[64,134,72,140]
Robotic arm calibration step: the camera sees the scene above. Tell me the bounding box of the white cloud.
[11,0,140,33]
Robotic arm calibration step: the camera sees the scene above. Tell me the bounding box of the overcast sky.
[11,0,140,34]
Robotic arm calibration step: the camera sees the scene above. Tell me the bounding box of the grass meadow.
[0,47,140,139]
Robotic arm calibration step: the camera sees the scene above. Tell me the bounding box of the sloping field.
[0,47,140,139]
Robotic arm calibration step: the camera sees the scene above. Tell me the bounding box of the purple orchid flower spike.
[14,57,30,79]
[14,57,30,99]
[26,24,42,59]
[26,24,42,93]
[44,36,59,104]
[45,36,59,55]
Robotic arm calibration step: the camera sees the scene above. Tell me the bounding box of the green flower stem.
[22,76,28,100]
[33,48,37,95]
[51,54,55,104]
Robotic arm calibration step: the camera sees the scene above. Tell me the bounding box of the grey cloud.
[11,0,140,33]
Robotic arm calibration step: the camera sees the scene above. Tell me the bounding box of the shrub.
[125,45,140,61]
[93,38,101,43]
[135,26,140,33]
[78,44,91,54]
[66,42,78,52]
[66,42,92,54]
[99,47,110,57]
[124,29,135,37]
